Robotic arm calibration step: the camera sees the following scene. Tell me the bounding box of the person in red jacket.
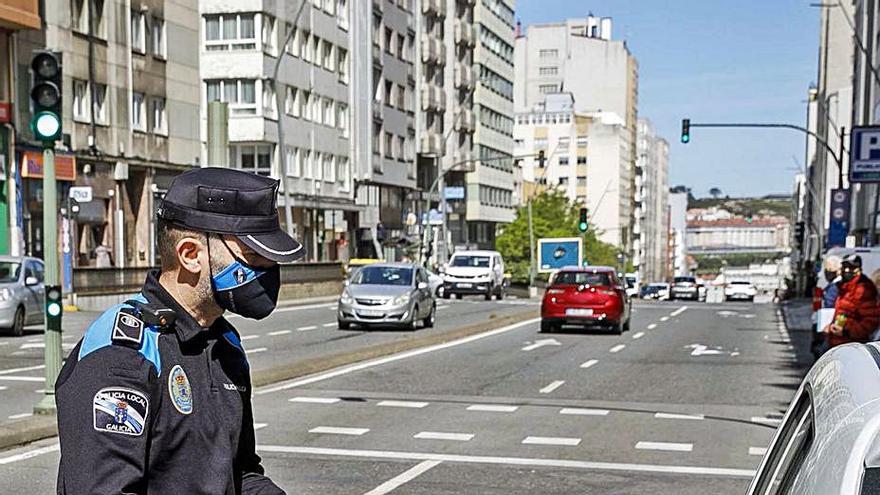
[825,255,880,348]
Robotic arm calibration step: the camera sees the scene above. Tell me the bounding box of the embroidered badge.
[111,309,144,347]
[168,365,193,415]
[93,387,149,436]
[234,267,247,284]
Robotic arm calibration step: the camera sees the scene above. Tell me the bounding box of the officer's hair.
[156,219,203,269]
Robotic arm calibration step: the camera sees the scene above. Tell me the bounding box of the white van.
[441,250,507,300]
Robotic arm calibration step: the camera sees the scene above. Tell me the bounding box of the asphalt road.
[0,295,537,421]
[0,298,808,494]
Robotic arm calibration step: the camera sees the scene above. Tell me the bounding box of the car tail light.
[597,289,616,296]
[812,287,824,311]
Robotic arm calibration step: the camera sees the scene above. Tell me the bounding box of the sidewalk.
[781,298,813,333]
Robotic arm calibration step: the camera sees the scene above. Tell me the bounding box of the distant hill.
[688,196,793,218]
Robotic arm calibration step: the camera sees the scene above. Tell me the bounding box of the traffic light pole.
[35,145,62,414]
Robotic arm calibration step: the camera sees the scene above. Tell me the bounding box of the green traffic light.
[578,221,588,232]
[31,111,61,141]
[47,302,62,317]
[681,135,690,144]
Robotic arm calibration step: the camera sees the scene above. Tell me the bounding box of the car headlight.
[340,290,353,304]
[392,293,411,306]
[0,288,11,302]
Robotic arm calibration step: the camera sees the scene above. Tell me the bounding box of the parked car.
[640,283,670,300]
[746,342,880,494]
[670,276,700,301]
[540,266,631,334]
[425,269,444,297]
[337,263,436,330]
[441,250,507,300]
[725,280,757,302]
[624,273,640,299]
[0,256,45,336]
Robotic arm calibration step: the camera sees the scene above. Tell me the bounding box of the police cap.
[157,167,305,262]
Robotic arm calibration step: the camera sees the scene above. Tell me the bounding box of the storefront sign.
[21,150,77,181]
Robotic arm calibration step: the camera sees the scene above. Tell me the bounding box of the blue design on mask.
[212,261,264,291]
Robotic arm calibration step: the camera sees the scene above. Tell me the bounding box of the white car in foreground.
[725,281,757,302]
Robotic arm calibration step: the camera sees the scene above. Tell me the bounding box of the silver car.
[0,256,46,336]
[747,342,880,494]
[337,263,436,330]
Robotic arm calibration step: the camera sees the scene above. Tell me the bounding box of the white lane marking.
[523,436,581,447]
[0,386,7,391]
[363,460,443,495]
[377,400,429,409]
[659,316,670,322]
[437,305,450,310]
[632,332,645,340]
[521,338,561,351]
[0,443,59,465]
[245,347,268,355]
[414,431,474,442]
[0,364,45,376]
[297,325,318,332]
[258,445,757,478]
[8,413,33,420]
[636,441,693,452]
[647,323,658,330]
[688,344,723,356]
[19,342,75,350]
[272,302,337,314]
[539,380,565,394]
[609,344,626,353]
[289,397,341,404]
[0,376,44,382]
[466,404,518,413]
[322,323,337,328]
[751,417,783,426]
[241,335,260,341]
[254,423,268,431]
[309,426,370,436]
[259,318,542,394]
[749,447,768,457]
[560,408,609,416]
[267,330,291,336]
[670,306,688,317]
[25,337,41,343]
[654,412,705,421]
[580,359,599,369]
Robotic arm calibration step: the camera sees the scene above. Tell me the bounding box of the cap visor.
[237,230,306,263]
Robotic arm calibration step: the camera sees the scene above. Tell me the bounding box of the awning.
[75,199,107,225]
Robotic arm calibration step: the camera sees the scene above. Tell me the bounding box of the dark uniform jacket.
[55,270,285,495]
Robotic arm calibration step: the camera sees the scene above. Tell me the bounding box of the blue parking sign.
[850,126,880,183]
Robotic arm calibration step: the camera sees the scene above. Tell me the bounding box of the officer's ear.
[176,236,206,275]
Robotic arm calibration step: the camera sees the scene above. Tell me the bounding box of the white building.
[669,192,689,277]
[635,119,669,283]
[200,0,356,262]
[687,216,791,255]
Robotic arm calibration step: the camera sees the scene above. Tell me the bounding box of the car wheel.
[540,320,555,333]
[337,319,351,330]
[623,318,631,332]
[454,293,462,300]
[423,304,436,328]
[496,287,505,301]
[611,320,624,335]
[484,288,493,301]
[408,307,420,331]
[443,291,451,299]
[8,306,24,337]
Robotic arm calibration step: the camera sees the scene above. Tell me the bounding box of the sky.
[515,0,820,198]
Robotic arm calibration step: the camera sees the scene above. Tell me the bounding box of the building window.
[286,147,299,177]
[373,123,382,160]
[322,98,335,127]
[385,132,394,159]
[539,66,558,76]
[559,177,569,186]
[396,84,405,109]
[230,144,273,176]
[131,92,146,131]
[314,152,323,180]
[71,0,106,38]
[539,84,558,94]
[73,79,89,122]
[337,0,349,30]
[150,17,166,58]
[311,34,320,64]
[322,40,335,71]
[385,27,394,54]
[534,137,548,149]
[204,13,256,51]
[577,156,587,165]
[151,97,166,135]
[94,83,108,124]
[397,33,405,60]
[298,30,310,59]
[324,154,335,182]
[558,155,569,166]
[263,81,277,118]
[577,136,588,147]
[131,10,146,53]
[303,150,313,178]
[262,14,277,55]
[338,48,349,84]
[206,79,257,115]
[338,157,350,192]
[309,93,321,123]
[577,176,587,188]
[397,136,405,162]
[539,48,558,59]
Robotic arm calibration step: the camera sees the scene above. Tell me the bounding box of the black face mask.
[825,270,838,283]
[208,236,280,320]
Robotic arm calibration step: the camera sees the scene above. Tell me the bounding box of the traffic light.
[794,221,805,247]
[45,285,62,331]
[537,149,546,168]
[745,212,754,224]
[681,118,690,144]
[578,207,588,232]
[30,50,63,142]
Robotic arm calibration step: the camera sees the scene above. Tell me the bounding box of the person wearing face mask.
[55,168,304,494]
[821,255,842,309]
[824,254,880,349]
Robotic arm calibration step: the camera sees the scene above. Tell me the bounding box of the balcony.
[373,0,384,13]
[421,0,445,17]
[455,109,476,133]
[420,85,444,111]
[421,36,445,65]
[372,101,383,120]
[455,21,476,47]
[420,134,442,155]
[372,44,382,66]
[454,63,475,89]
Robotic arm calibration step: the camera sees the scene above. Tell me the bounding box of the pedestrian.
[822,254,842,309]
[824,254,880,349]
[94,243,113,268]
[55,168,305,494]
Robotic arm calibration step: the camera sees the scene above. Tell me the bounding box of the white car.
[725,281,757,302]
[442,250,507,300]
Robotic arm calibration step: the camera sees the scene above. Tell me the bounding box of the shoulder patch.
[111,308,144,348]
[78,294,163,376]
[93,387,149,436]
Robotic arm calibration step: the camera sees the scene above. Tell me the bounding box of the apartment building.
[635,118,669,283]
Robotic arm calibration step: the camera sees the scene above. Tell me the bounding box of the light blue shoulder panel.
[77,293,162,376]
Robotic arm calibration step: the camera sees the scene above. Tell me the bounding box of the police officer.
[56,168,305,494]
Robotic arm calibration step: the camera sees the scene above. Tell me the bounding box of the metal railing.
[72,262,344,296]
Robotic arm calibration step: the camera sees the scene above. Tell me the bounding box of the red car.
[540,267,632,334]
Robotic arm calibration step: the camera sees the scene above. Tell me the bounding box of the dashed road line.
[377,400,429,409]
[539,380,565,394]
[580,359,599,369]
[309,426,370,436]
[0,386,7,391]
[267,330,292,336]
[297,325,318,332]
[522,436,581,447]
[560,408,609,416]
[363,460,443,495]
[466,404,518,413]
[654,412,705,421]
[751,416,782,426]
[245,347,268,355]
[636,441,693,452]
[290,397,341,404]
[7,413,32,420]
[0,364,45,376]
[632,332,645,340]
[749,447,768,456]
[254,423,268,431]
[241,335,260,341]
[0,376,45,382]
[414,431,474,442]
[659,316,670,322]
[647,324,658,330]
[323,323,337,328]
[670,306,688,317]
[609,344,626,353]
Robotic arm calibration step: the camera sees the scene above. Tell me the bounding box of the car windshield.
[450,255,490,268]
[625,276,636,287]
[731,281,751,285]
[554,272,612,286]
[352,266,413,286]
[674,277,695,284]
[0,262,21,283]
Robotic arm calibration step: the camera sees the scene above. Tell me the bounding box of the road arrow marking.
[686,344,723,356]
[521,338,561,351]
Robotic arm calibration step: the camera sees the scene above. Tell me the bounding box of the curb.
[0,307,539,453]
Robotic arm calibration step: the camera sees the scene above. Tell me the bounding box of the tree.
[496,191,620,283]
[709,187,722,199]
